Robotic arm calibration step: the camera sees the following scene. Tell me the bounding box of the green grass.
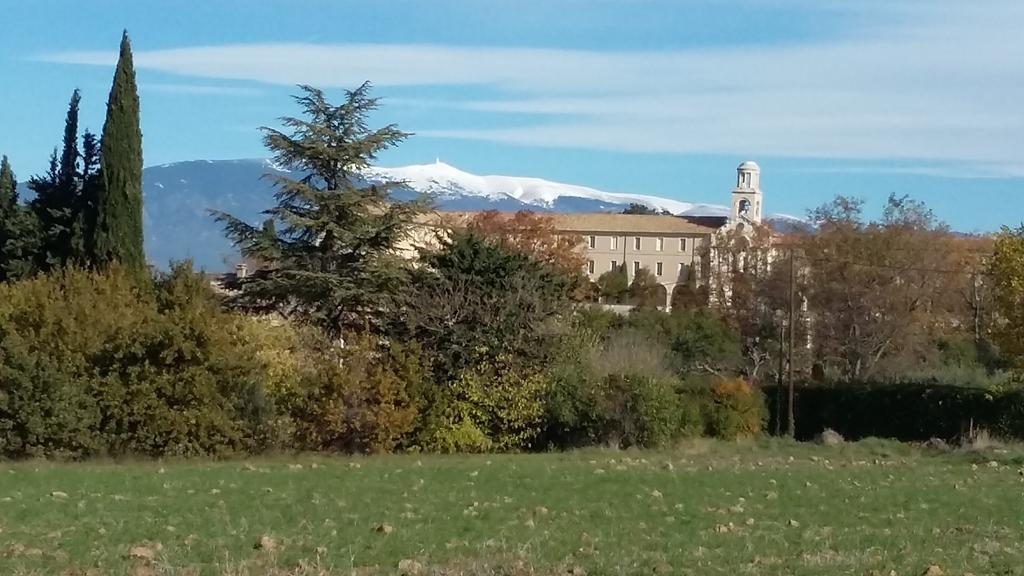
[1,439,1023,575]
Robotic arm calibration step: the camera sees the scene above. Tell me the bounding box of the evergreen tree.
[30,89,86,267]
[214,82,428,338]
[93,30,145,273]
[77,129,101,262]
[597,265,629,304]
[622,203,660,215]
[628,267,665,308]
[27,150,60,268]
[0,156,40,282]
[403,229,574,382]
[0,155,16,210]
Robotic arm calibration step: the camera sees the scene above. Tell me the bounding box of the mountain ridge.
[128,158,796,270]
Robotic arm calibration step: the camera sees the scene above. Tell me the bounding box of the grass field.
[1,439,1023,576]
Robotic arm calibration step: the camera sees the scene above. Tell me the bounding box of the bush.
[0,264,279,458]
[285,334,425,454]
[590,374,685,448]
[704,378,767,440]
[417,360,549,453]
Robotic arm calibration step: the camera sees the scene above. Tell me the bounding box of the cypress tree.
[93,30,144,273]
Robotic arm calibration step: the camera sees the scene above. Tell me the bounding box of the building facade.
[413,161,769,309]
[556,213,715,303]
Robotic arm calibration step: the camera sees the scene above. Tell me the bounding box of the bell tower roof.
[731,160,763,225]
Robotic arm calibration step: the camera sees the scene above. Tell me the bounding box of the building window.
[610,260,617,270]
[679,238,687,251]
[610,236,617,250]
[588,235,596,249]
[587,260,595,274]
[634,236,641,250]
[633,261,640,274]
[656,237,664,251]
[656,262,663,276]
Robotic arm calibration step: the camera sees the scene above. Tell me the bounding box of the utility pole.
[776,317,785,436]
[787,248,796,438]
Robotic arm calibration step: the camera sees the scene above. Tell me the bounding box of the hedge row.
[765,382,1024,442]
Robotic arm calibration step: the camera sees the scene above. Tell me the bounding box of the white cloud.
[38,1,1024,174]
[141,83,262,96]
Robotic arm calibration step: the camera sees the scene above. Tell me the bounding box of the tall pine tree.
[93,30,144,273]
[30,89,84,268]
[76,129,101,262]
[214,83,429,338]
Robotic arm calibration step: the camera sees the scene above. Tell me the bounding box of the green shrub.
[541,317,710,449]
[590,373,684,448]
[0,264,280,458]
[417,358,549,453]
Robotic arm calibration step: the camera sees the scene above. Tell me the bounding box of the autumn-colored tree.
[700,223,791,382]
[799,194,971,379]
[466,210,586,276]
[989,225,1024,365]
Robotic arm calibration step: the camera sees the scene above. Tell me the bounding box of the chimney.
[235,262,249,279]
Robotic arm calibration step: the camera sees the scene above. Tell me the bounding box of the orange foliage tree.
[466,210,587,277]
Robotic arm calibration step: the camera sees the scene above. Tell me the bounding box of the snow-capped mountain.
[139,158,795,271]
[363,160,702,215]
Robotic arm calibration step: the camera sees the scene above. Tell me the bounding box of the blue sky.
[1,0,1022,231]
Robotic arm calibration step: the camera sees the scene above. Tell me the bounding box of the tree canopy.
[214,82,429,338]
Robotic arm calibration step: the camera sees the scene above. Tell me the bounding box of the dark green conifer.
[213,82,428,337]
[93,30,145,273]
[0,156,40,282]
[30,89,83,267]
[0,155,15,210]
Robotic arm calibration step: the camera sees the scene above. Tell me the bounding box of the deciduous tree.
[466,210,586,277]
[989,225,1024,365]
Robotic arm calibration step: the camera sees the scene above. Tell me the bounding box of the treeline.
[0,31,144,282]
[689,198,1012,388]
[2,57,1024,456]
[0,80,766,458]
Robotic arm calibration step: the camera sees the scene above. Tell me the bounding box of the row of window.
[587,235,687,252]
[587,260,684,277]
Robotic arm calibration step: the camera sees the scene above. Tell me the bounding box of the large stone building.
[415,161,768,309]
[557,213,714,303]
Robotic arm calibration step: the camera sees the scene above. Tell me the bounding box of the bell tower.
[731,160,762,225]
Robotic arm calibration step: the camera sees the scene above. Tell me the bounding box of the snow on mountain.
[363,160,702,215]
[140,158,802,271]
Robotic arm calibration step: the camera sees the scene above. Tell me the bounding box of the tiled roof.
[421,211,718,235]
